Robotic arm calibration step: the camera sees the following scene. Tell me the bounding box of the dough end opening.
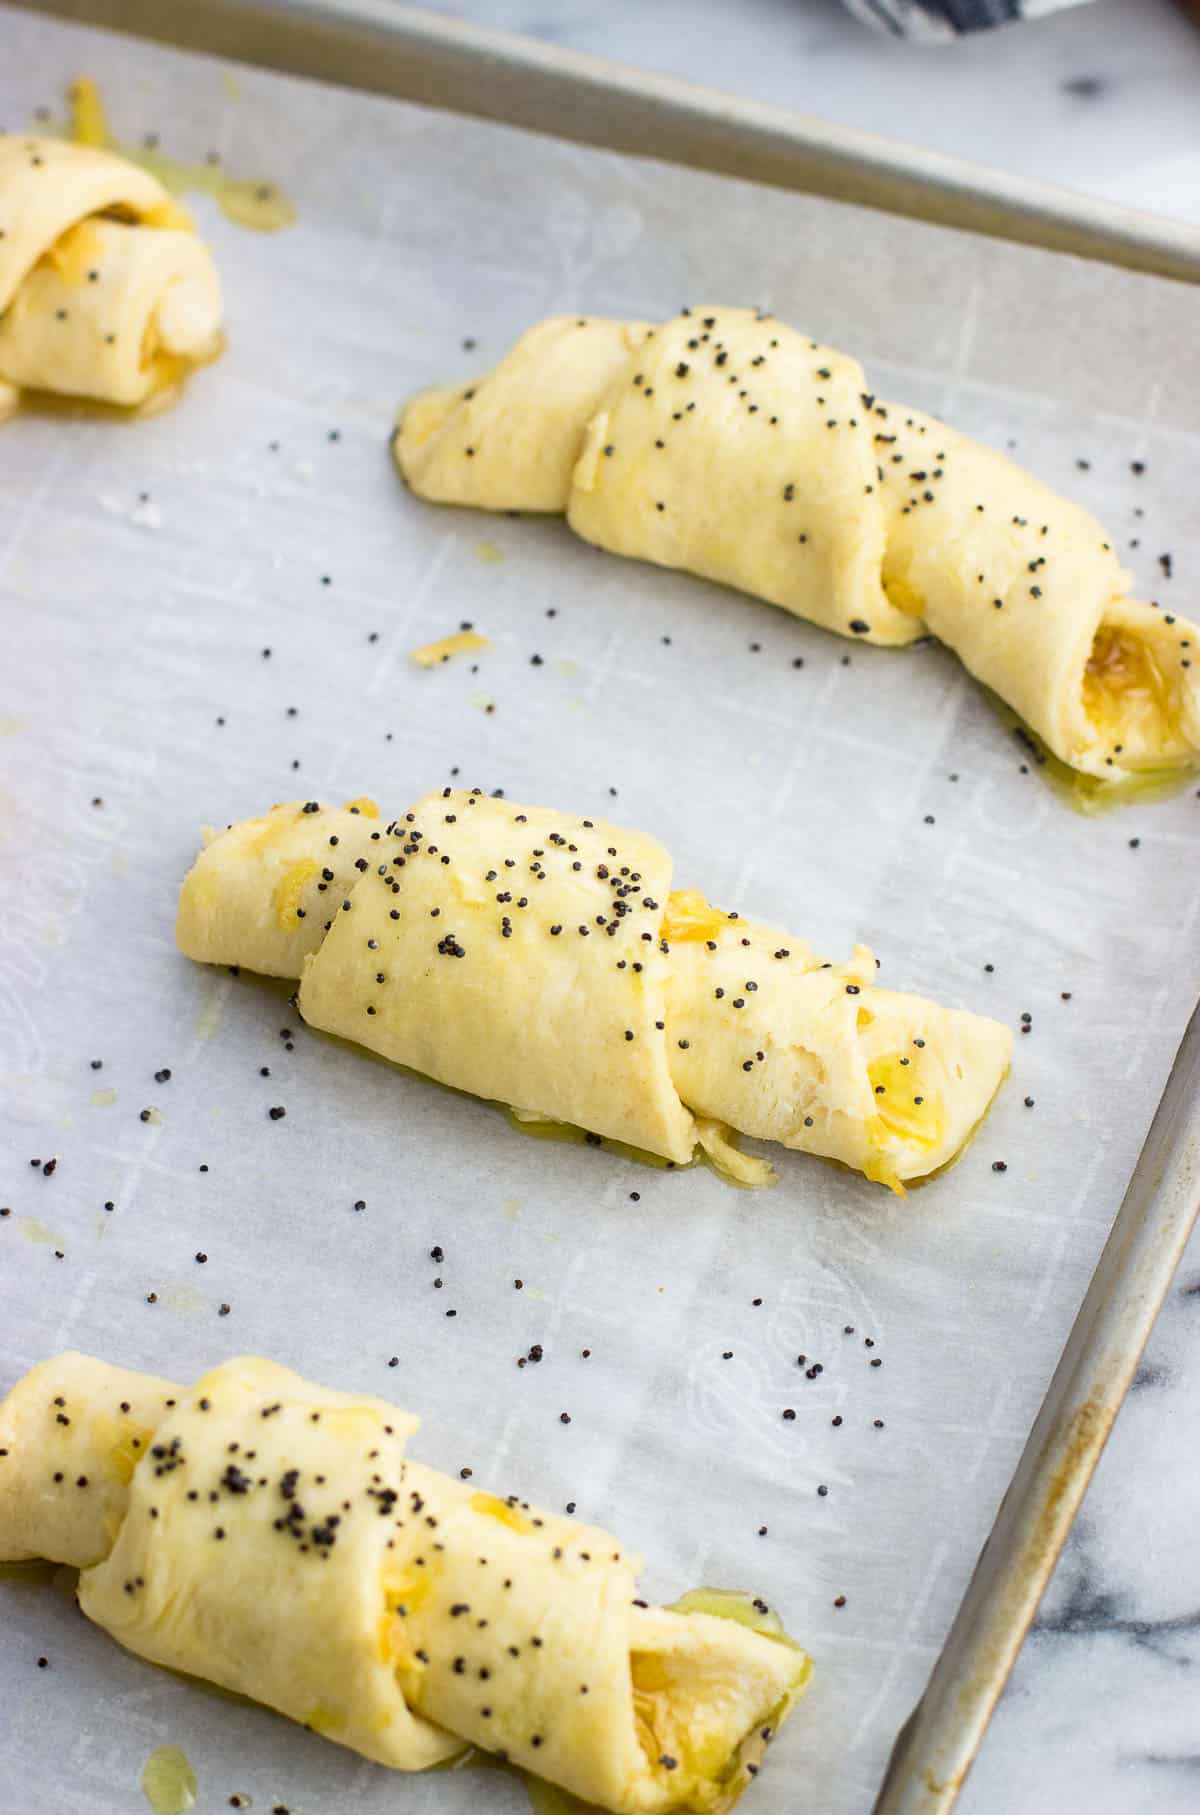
[1082,618,1198,772]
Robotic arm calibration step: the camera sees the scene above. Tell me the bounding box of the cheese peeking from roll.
[0,1352,810,1812]
[394,307,1199,784]
[177,791,1011,1191]
[395,315,653,513]
[0,135,222,418]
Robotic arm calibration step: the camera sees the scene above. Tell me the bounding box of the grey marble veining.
[428,0,1200,226]
[432,2,1200,1809]
[964,1236,1200,1813]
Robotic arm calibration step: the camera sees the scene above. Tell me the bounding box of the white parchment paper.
[1,11,1198,1813]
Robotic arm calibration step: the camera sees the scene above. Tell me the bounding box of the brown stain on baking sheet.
[1029,1395,1116,1551]
[911,1395,1119,1807]
[922,1764,967,1798]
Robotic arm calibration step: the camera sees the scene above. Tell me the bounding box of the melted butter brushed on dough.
[0,130,223,413]
[397,306,1199,786]
[394,316,653,513]
[298,790,697,1164]
[63,77,295,233]
[568,310,917,649]
[177,801,387,979]
[0,1353,811,1813]
[178,795,1011,1190]
[662,911,1008,1193]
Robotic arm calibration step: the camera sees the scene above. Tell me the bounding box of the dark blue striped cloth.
[843,0,1085,37]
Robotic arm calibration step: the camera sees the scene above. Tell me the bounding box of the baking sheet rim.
[9,0,1200,283]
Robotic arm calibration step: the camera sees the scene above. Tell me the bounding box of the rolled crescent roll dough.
[176,795,389,979]
[177,792,1011,1191]
[393,306,1199,783]
[0,135,222,417]
[395,315,653,513]
[0,1352,810,1812]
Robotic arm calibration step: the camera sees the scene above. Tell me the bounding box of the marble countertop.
[428,4,1200,1812]
[427,0,1200,228]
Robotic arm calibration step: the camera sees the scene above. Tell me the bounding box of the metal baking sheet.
[11,0,1200,284]
[874,996,1200,1813]
[1,11,1198,1815]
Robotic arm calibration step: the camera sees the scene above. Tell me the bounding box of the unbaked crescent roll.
[0,1352,810,1812]
[0,135,222,419]
[177,792,1011,1191]
[394,307,1199,783]
[397,315,653,513]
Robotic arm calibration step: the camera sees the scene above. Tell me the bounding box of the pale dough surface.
[0,1352,810,1812]
[661,903,1012,1191]
[0,134,222,411]
[394,315,652,512]
[175,797,390,979]
[875,402,1198,775]
[569,310,918,647]
[395,307,1199,781]
[298,790,698,1163]
[0,1352,176,1567]
[178,793,1012,1187]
